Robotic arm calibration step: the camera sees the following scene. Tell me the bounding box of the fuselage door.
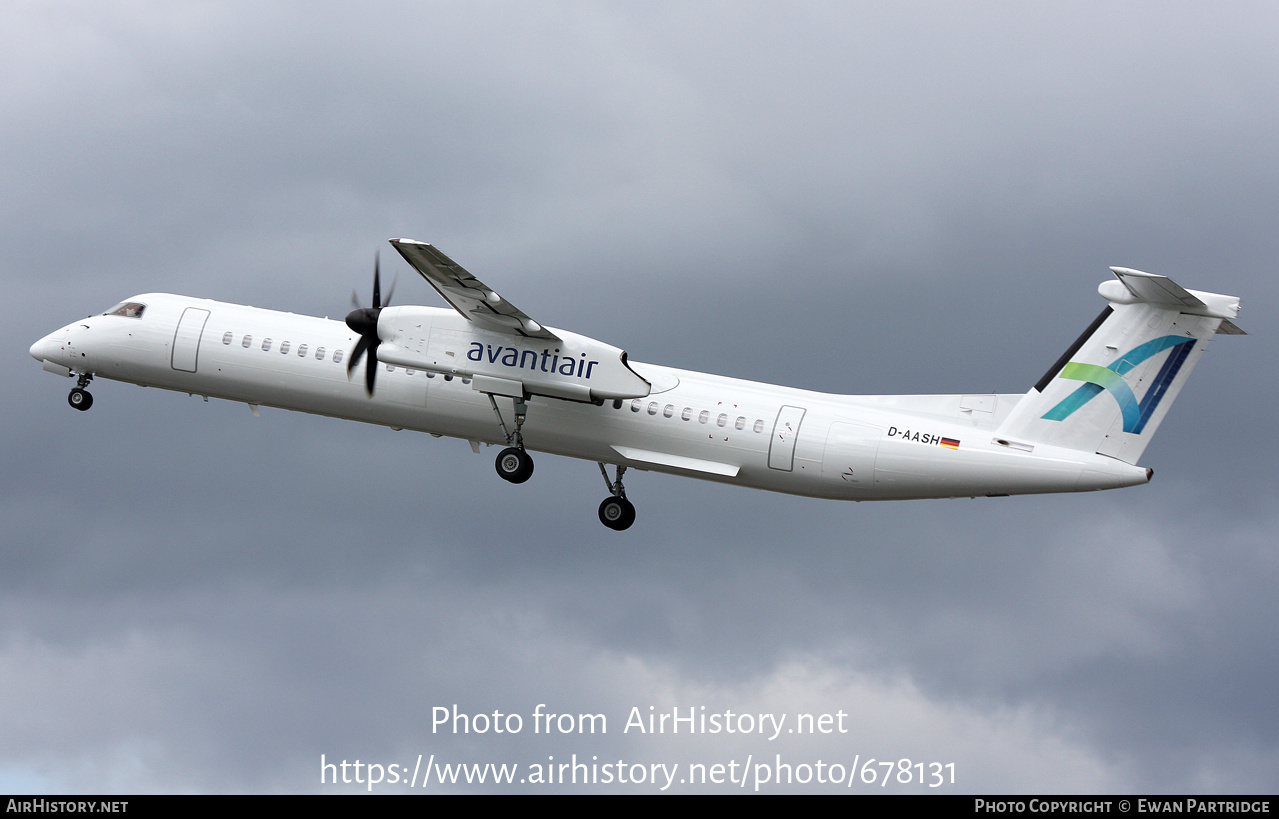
[171,307,210,372]
[822,421,881,486]
[768,405,807,471]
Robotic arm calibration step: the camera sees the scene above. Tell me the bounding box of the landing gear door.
[768,405,806,471]
[171,307,210,373]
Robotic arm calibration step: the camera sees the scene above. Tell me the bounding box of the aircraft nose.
[30,335,51,362]
[30,330,62,363]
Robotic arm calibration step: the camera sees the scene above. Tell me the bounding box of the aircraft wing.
[390,238,559,340]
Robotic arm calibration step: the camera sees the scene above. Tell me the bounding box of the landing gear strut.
[490,395,534,484]
[597,463,636,530]
[68,373,93,412]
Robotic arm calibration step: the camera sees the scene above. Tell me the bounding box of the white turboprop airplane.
[30,239,1243,530]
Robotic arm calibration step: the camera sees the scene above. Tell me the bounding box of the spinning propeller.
[345,250,395,396]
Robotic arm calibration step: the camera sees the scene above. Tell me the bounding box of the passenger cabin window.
[717,413,728,427]
[631,399,642,413]
[315,347,325,360]
[753,419,765,433]
[261,338,272,352]
[280,341,291,355]
[699,410,710,424]
[104,302,146,318]
[222,331,232,345]
[242,335,252,348]
[735,416,746,430]
[663,404,674,418]
[333,349,344,364]
[297,344,308,357]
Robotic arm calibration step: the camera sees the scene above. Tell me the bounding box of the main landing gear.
[67,374,94,411]
[495,446,534,484]
[597,463,636,531]
[486,393,638,530]
[490,395,535,484]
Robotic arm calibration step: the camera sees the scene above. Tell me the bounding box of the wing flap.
[610,446,740,477]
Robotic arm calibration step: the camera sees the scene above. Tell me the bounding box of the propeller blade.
[348,334,369,375]
[364,340,379,395]
[383,274,397,309]
[346,249,388,397]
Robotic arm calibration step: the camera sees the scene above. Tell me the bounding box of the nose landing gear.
[68,388,93,411]
[68,374,94,411]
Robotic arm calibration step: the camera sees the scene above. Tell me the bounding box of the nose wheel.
[68,374,94,411]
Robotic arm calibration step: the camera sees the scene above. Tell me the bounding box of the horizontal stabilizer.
[1102,267,1243,323]
[1107,267,1205,309]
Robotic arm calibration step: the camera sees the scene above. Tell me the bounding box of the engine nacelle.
[375,307,651,402]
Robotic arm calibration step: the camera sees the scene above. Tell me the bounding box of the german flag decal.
[940,438,960,450]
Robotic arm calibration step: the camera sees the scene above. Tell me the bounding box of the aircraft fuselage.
[30,292,1151,508]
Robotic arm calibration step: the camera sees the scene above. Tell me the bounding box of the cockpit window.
[104,302,146,318]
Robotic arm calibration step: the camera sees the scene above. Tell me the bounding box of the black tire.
[598,496,636,530]
[495,447,534,484]
[68,388,93,411]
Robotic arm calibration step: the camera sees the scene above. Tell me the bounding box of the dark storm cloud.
[2,1,1276,793]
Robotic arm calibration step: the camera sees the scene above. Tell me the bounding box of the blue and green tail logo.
[1041,336,1196,435]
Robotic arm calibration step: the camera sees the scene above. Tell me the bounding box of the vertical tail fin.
[995,268,1243,464]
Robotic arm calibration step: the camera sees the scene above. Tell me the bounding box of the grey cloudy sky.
[3,2,1276,793]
